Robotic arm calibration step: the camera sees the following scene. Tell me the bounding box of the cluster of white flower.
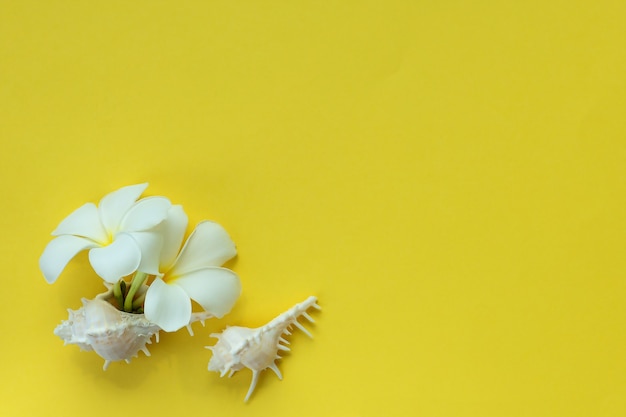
[39,183,241,332]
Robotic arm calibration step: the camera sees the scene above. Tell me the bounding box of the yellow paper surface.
[1,1,625,416]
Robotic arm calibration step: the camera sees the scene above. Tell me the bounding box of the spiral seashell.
[207,296,320,402]
[54,298,213,370]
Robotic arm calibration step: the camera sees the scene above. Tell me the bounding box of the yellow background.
[1,1,625,416]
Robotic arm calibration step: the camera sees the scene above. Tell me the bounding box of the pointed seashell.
[207,296,320,401]
[54,298,213,370]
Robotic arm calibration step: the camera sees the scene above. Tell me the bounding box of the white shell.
[55,298,212,370]
[207,296,320,401]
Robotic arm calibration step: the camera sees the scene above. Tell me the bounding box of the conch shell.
[207,295,320,401]
[54,298,212,370]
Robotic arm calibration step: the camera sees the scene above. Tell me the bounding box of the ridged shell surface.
[207,296,320,401]
[55,298,212,370]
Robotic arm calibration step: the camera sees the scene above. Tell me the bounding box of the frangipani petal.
[158,205,188,271]
[39,235,98,284]
[144,278,192,332]
[131,231,163,275]
[121,196,171,232]
[174,267,241,318]
[88,234,141,283]
[98,183,148,232]
[51,203,108,244]
[170,221,237,277]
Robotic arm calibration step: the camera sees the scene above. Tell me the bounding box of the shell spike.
[302,312,315,322]
[186,324,195,336]
[103,360,111,371]
[244,371,261,402]
[292,320,313,338]
[269,362,283,380]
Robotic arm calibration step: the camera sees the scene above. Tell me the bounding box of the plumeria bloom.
[144,206,241,332]
[39,183,171,284]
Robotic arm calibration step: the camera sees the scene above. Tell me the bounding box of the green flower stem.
[113,280,125,308]
[124,271,148,312]
[132,292,146,310]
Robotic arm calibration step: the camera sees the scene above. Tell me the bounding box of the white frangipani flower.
[144,206,241,332]
[39,183,171,284]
